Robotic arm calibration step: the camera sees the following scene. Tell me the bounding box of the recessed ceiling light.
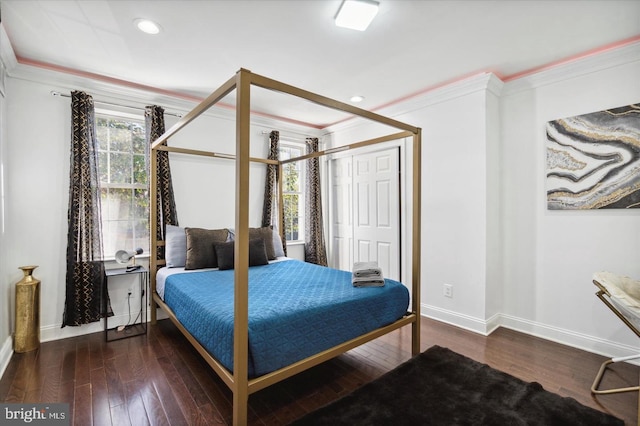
[350,95,365,103]
[134,18,161,35]
[335,0,380,31]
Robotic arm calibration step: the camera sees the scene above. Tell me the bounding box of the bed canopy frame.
[149,68,422,425]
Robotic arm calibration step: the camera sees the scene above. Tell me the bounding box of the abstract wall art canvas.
[546,103,640,209]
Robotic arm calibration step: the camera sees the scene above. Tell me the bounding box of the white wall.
[501,44,640,355]
[418,87,493,329]
[327,74,501,333]
[1,67,316,351]
[484,82,503,325]
[0,49,10,376]
[5,78,71,340]
[328,42,640,360]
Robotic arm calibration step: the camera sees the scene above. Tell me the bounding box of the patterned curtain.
[145,105,179,261]
[62,91,108,327]
[304,137,327,266]
[262,130,287,255]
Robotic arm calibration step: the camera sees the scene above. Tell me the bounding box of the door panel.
[356,180,370,226]
[377,241,392,276]
[330,157,353,271]
[377,180,391,227]
[357,240,371,262]
[330,147,400,280]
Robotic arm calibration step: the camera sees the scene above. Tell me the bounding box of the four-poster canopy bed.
[149,68,422,425]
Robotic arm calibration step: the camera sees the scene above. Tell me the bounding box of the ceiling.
[1,0,639,128]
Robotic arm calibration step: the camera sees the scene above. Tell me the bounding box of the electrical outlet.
[127,287,133,295]
[443,284,453,298]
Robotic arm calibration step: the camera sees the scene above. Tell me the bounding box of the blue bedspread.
[163,259,409,377]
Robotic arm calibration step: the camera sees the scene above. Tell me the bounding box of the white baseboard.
[422,304,639,365]
[0,308,167,379]
[498,313,639,363]
[0,335,13,380]
[421,303,495,335]
[40,309,159,342]
[41,321,103,343]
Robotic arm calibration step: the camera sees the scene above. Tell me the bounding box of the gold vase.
[14,265,40,353]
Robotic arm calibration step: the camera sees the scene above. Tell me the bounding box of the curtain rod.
[50,91,183,118]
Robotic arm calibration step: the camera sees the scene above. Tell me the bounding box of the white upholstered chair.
[591,271,640,395]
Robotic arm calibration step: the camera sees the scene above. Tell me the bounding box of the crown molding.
[485,72,505,98]
[380,72,504,117]
[10,60,211,116]
[7,58,322,137]
[0,24,18,72]
[326,72,504,134]
[503,40,640,95]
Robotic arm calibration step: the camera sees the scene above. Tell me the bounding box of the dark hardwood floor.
[1,317,637,425]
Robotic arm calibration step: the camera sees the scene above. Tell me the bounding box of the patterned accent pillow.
[185,227,229,270]
[215,239,269,270]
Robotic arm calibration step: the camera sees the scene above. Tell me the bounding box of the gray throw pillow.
[249,226,276,260]
[215,239,269,270]
[185,227,229,270]
[225,226,278,260]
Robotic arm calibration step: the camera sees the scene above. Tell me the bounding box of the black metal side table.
[104,267,148,341]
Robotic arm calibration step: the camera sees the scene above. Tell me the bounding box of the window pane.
[113,220,134,253]
[280,143,305,241]
[109,121,133,153]
[134,219,150,253]
[102,221,116,258]
[98,152,108,183]
[100,188,109,225]
[107,188,133,221]
[284,162,299,192]
[134,188,149,217]
[97,114,149,256]
[131,123,145,154]
[283,193,299,240]
[133,154,147,185]
[110,153,132,184]
[96,117,108,150]
[280,148,291,161]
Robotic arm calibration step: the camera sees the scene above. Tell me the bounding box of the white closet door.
[352,148,400,280]
[330,157,353,271]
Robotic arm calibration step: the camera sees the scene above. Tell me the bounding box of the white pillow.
[272,230,285,258]
[165,224,186,268]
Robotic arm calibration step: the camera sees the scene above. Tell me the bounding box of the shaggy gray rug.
[290,345,623,425]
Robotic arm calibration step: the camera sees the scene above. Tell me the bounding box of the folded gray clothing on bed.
[352,275,385,287]
[352,261,382,278]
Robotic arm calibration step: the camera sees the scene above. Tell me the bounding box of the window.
[279,143,305,241]
[96,113,149,257]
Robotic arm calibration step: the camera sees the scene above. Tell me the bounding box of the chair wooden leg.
[591,356,640,395]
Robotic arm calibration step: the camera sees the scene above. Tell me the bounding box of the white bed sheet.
[156,257,292,300]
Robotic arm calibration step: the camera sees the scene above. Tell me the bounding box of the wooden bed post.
[147,68,423,424]
[233,68,252,426]
[412,130,422,356]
